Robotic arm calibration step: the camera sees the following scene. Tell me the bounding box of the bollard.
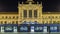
[43,26,48,33]
[13,26,17,33]
[1,26,4,33]
[30,26,34,32]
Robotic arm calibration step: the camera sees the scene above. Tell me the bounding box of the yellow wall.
[0,14,18,24]
[42,13,60,24]
[18,1,43,24]
[0,0,60,24]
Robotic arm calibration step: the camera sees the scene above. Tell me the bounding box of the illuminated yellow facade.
[0,0,60,24]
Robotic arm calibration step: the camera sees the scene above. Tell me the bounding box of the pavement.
[0,32,60,34]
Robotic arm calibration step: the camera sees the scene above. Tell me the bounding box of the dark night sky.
[0,0,18,12]
[42,0,60,12]
[0,0,60,12]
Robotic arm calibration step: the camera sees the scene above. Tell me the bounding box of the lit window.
[35,26,43,31]
[50,26,57,30]
[54,27,57,30]
[20,26,28,31]
[50,27,54,30]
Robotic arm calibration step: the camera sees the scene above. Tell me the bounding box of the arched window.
[48,16,50,18]
[34,21,37,22]
[13,16,15,19]
[2,16,4,19]
[34,21,38,24]
[9,16,11,19]
[4,21,7,24]
[12,21,14,24]
[52,16,54,19]
[16,16,18,19]
[5,16,8,19]
[55,16,58,18]
[16,21,18,24]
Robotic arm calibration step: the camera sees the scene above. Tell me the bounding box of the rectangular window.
[29,10,32,18]
[12,21,14,24]
[5,16,8,19]
[23,10,27,18]
[16,21,18,24]
[5,26,13,32]
[5,21,7,24]
[34,10,37,18]
[13,16,15,19]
